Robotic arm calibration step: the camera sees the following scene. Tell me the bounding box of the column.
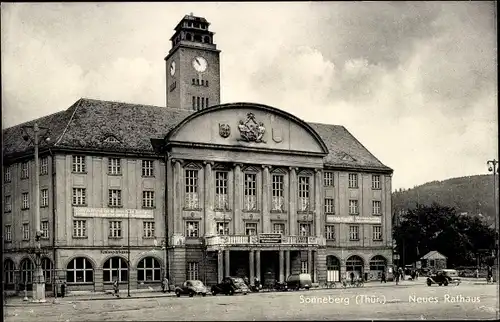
[315,169,322,238]
[249,250,255,286]
[279,250,285,282]
[233,164,242,234]
[313,250,319,283]
[289,167,298,235]
[217,250,223,283]
[224,249,230,277]
[204,162,213,236]
[308,249,313,276]
[173,160,182,234]
[285,250,290,280]
[255,250,261,281]
[262,165,271,233]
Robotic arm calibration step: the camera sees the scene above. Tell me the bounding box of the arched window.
[185,33,192,41]
[20,258,34,284]
[204,36,211,44]
[369,255,387,271]
[346,255,364,272]
[103,257,128,283]
[42,258,53,284]
[3,259,15,286]
[137,257,162,282]
[67,257,94,283]
[193,34,202,42]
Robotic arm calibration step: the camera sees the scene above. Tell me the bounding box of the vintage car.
[174,280,209,297]
[211,276,250,295]
[286,273,313,290]
[426,269,461,286]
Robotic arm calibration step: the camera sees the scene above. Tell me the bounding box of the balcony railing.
[205,235,322,248]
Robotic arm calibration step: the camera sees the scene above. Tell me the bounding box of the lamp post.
[127,209,131,297]
[21,123,50,303]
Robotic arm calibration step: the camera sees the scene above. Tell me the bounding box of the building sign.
[73,207,154,219]
[101,250,129,254]
[326,215,382,224]
[259,233,282,244]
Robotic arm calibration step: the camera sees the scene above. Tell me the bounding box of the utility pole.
[22,123,50,303]
[127,209,131,297]
[486,159,498,322]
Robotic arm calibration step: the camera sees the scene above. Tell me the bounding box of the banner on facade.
[259,233,282,244]
[326,215,382,224]
[73,207,154,219]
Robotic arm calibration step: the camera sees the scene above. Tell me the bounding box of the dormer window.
[104,136,120,143]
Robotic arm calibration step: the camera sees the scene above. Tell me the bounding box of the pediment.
[184,162,202,170]
[271,167,288,174]
[242,165,260,173]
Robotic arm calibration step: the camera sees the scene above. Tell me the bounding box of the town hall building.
[2,14,393,293]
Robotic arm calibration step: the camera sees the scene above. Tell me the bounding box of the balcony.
[205,234,323,250]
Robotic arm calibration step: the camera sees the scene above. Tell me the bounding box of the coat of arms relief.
[238,112,266,143]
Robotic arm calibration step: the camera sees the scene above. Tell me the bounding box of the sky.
[1,2,497,191]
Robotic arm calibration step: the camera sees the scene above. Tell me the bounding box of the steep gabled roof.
[421,250,447,260]
[2,98,393,172]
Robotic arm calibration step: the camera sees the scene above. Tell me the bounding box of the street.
[4,282,498,321]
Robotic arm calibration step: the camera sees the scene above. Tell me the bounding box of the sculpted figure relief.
[238,113,266,143]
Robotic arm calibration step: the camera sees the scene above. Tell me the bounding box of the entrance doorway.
[346,255,364,280]
[326,255,340,282]
[229,251,249,278]
[260,251,278,288]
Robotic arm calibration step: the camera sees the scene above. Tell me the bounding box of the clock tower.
[165,14,221,111]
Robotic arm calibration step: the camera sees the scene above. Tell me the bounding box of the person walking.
[113,278,120,297]
[487,265,493,283]
[395,269,400,285]
[381,270,387,283]
[61,281,67,298]
[161,277,169,293]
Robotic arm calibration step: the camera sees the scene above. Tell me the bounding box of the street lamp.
[487,160,499,280]
[21,123,50,303]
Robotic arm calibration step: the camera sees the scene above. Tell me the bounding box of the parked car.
[427,269,461,286]
[286,273,312,290]
[211,277,250,295]
[174,280,209,297]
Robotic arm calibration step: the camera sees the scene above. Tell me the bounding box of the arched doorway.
[3,259,16,290]
[103,257,128,284]
[345,255,364,280]
[326,255,340,282]
[20,258,34,290]
[137,257,162,284]
[369,255,387,280]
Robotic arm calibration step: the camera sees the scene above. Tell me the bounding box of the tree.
[393,203,495,267]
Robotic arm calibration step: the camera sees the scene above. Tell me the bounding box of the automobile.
[174,280,209,297]
[286,273,312,290]
[426,269,461,286]
[211,276,250,295]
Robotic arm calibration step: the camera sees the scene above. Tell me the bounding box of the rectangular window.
[4,166,11,183]
[201,96,205,109]
[301,261,308,274]
[245,222,258,235]
[197,96,200,110]
[21,162,29,179]
[325,225,335,240]
[72,155,86,173]
[216,222,229,235]
[185,170,199,209]
[372,200,381,215]
[73,220,87,237]
[109,221,122,238]
[271,174,284,211]
[373,225,382,241]
[22,223,30,241]
[349,200,359,215]
[142,191,155,208]
[299,223,311,237]
[4,195,12,212]
[244,173,257,211]
[108,158,121,175]
[187,262,199,280]
[298,176,310,211]
[41,189,49,207]
[348,173,358,188]
[324,171,334,186]
[349,225,359,241]
[22,192,29,210]
[5,225,12,242]
[215,171,228,210]
[186,221,200,237]
[142,160,154,177]
[272,223,285,235]
[143,221,155,238]
[205,97,209,107]
[192,96,196,110]
[108,189,122,207]
[72,188,86,206]
[40,157,49,175]
[324,198,334,214]
[372,175,381,189]
[41,221,49,239]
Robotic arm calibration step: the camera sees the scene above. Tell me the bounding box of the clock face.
[192,56,208,72]
[170,61,176,76]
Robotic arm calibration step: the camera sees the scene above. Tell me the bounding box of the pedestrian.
[350,272,354,284]
[381,270,386,283]
[487,266,493,283]
[113,278,120,297]
[415,270,419,280]
[395,270,400,285]
[475,268,479,279]
[162,277,169,293]
[61,281,66,298]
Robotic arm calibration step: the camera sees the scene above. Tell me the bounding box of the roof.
[2,98,393,172]
[421,251,447,260]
